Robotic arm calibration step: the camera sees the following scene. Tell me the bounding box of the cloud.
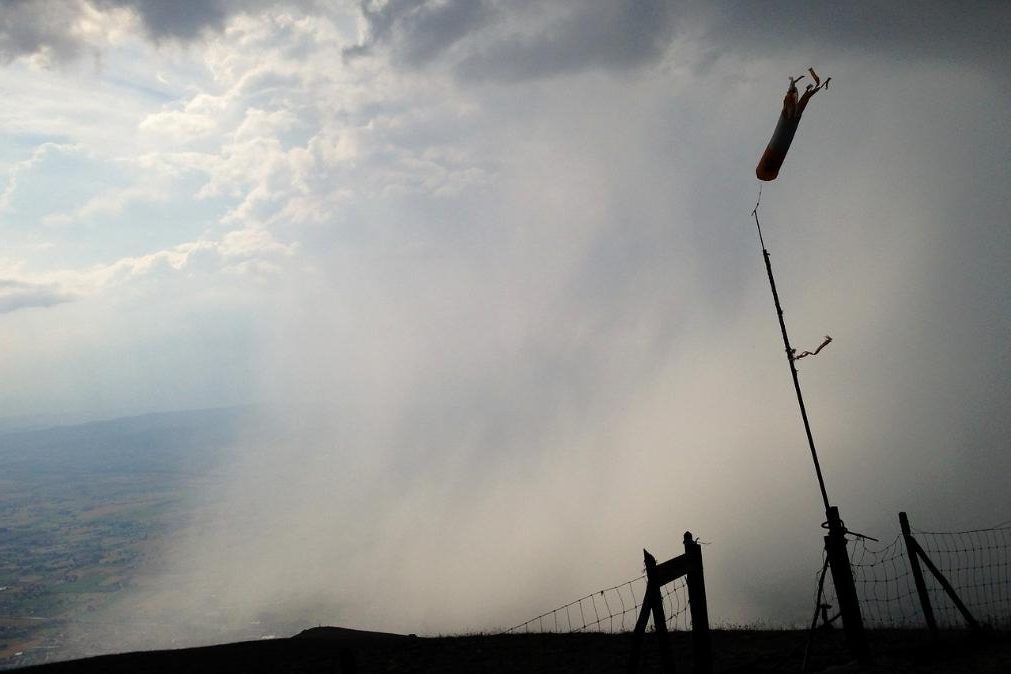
[344,0,679,82]
[341,1,1011,85]
[99,0,229,41]
[455,0,679,82]
[0,0,296,64]
[42,183,168,225]
[5,1,1009,88]
[0,0,81,64]
[82,226,297,288]
[344,0,494,65]
[0,142,77,213]
[0,278,75,313]
[696,2,1011,78]
[0,223,295,311]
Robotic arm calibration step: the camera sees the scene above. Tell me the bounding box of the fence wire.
[819,535,922,628]
[914,525,1011,629]
[818,523,1011,630]
[505,575,691,634]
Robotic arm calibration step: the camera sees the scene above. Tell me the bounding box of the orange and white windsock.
[756,68,830,181]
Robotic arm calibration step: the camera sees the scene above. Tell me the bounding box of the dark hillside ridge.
[293,625,416,642]
[13,627,409,673]
[12,629,1011,673]
[12,635,361,673]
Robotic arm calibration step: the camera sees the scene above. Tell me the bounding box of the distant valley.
[0,408,258,669]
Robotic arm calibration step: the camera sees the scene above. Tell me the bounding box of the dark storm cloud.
[5,1,1007,80]
[343,1,1010,84]
[0,0,286,63]
[344,0,678,81]
[99,0,230,41]
[455,0,677,82]
[0,279,74,313]
[344,0,493,65]
[0,0,83,63]
[697,2,1011,80]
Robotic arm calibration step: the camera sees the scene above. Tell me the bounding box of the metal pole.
[752,202,868,661]
[751,205,830,513]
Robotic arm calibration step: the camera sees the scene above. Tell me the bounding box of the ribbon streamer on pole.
[793,335,833,361]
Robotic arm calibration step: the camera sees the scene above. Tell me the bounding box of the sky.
[2,0,1011,644]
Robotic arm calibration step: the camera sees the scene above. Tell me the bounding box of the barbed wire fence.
[818,521,1011,631]
[505,574,692,634]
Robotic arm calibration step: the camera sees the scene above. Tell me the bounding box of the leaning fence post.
[683,532,713,674]
[899,512,938,641]
[645,550,676,673]
[908,538,983,634]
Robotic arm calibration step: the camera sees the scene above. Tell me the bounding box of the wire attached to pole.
[751,184,766,249]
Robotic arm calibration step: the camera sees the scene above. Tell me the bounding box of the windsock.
[756,68,830,181]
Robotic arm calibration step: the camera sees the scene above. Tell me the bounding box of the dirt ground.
[12,627,1011,673]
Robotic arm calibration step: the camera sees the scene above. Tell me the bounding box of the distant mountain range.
[0,407,262,478]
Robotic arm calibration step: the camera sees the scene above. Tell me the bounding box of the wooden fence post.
[629,550,676,673]
[913,550,982,634]
[629,534,712,674]
[823,506,868,661]
[683,532,713,674]
[899,512,938,641]
[646,550,676,673]
[628,564,651,673]
[899,518,982,635]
